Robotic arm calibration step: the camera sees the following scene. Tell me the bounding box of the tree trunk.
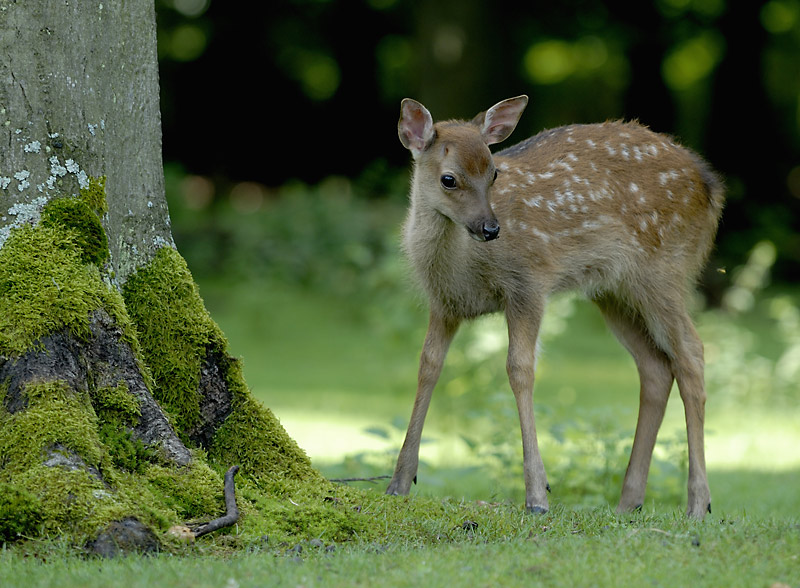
[0,0,171,282]
[0,0,321,551]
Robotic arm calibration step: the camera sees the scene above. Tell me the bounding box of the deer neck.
[402,193,502,318]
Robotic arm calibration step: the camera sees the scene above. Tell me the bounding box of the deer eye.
[440,174,457,190]
[493,169,499,183]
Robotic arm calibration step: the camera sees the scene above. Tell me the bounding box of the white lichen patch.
[76,169,89,189]
[46,156,89,190]
[0,196,49,249]
[65,159,80,174]
[152,235,175,249]
[14,170,31,191]
[50,156,68,177]
[24,140,42,153]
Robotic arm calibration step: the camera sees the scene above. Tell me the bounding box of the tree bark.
[0,0,172,282]
[0,0,320,551]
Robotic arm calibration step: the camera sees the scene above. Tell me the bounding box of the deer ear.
[399,98,435,157]
[480,95,528,145]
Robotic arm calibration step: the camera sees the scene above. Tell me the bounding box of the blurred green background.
[155,0,799,514]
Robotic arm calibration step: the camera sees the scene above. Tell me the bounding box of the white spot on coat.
[523,196,543,208]
[531,227,551,243]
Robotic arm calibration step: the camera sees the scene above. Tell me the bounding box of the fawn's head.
[399,96,528,242]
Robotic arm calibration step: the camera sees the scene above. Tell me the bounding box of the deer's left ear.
[480,95,528,145]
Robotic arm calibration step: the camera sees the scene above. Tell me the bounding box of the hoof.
[385,482,405,496]
[385,476,413,496]
[527,505,548,515]
[686,503,711,519]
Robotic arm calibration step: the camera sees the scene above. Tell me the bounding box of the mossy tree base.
[1,307,190,467]
[0,201,339,552]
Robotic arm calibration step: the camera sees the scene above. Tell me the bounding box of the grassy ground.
[2,506,798,587]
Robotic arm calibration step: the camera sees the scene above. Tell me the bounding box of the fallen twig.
[190,465,240,538]
[329,475,392,484]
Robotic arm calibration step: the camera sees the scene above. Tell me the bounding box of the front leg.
[387,311,460,495]
[506,301,549,513]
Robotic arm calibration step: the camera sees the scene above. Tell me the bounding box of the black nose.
[482,221,500,241]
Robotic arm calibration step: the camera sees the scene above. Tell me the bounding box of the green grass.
[2,507,798,587]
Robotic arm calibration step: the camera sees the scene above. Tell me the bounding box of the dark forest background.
[154,0,800,284]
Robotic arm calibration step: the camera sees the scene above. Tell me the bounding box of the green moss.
[0,218,229,544]
[122,247,226,432]
[0,381,104,476]
[97,425,152,473]
[138,460,224,520]
[0,483,43,542]
[119,247,373,545]
[122,247,322,482]
[0,381,127,537]
[13,466,126,537]
[0,223,126,355]
[91,381,140,425]
[40,198,109,266]
[89,382,152,473]
[209,358,320,488]
[79,175,108,214]
[0,378,227,540]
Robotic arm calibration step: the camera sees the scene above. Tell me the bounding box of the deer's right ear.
[399,99,435,158]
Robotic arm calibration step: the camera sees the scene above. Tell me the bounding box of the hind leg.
[666,315,711,517]
[635,291,711,518]
[594,295,675,512]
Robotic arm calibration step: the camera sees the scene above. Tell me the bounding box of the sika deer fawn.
[386,95,724,518]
